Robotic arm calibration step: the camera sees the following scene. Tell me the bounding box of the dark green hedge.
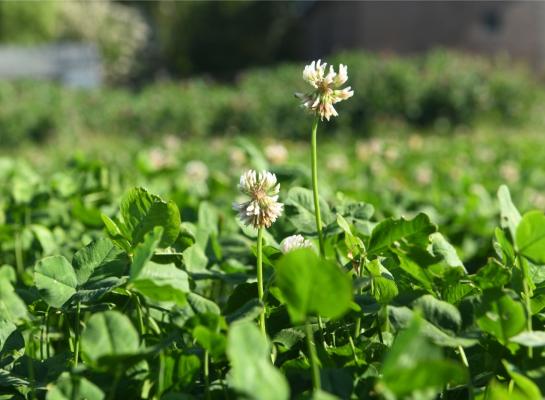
[0,50,539,146]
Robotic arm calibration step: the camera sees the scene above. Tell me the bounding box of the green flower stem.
[457,345,474,400]
[107,368,122,400]
[73,301,81,367]
[305,319,321,392]
[310,116,328,349]
[45,307,51,358]
[204,350,211,400]
[517,255,533,358]
[134,293,145,338]
[14,229,24,277]
[257,227,266,336]
[310,116,325,257]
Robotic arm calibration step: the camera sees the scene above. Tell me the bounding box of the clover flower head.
[296,60,354,121]
[280,234,313,254]
[185,160,209,182]
[233,170,283,229]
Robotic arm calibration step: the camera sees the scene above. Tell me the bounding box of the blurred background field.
[1,1,545,271]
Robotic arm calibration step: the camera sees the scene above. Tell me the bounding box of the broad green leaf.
[366,259,398,304]
[0,280,28,323]
[486,380,528,400]
[412,294,461,333]
[30,225,57,256]
[510,331,545,347]
[516,211,545,264]
[81,311,139,364]
[389,306,476,348]
[227,321,289,400]
[477,290,526,345]
[502,360,542,400]
[46,372,104,400]
[272,328,305,350]
[494,228,515,265]
[474,259,511,290]
[284,187,334,234]
[188,293,221,315]
[120,187,181,248]
[0,320,16,352]
[34,256,77,308]
[395,250,434,292]
[368,213,436,254]
[192,326,226,358]
[498,185,521,241]
[73,238,125,285]
[101,214,131,253]
[275,248,352,322]
[428,232,466,272]
[336,214,353,236]
[131,262,189,306]
[130,227,163,279]
[378,316,467,399]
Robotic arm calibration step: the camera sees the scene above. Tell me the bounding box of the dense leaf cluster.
[0,50,539,146]
[1,138,545,399]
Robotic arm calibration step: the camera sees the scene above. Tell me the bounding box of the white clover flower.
[265,143,288,165]
[280,234,312,254]
[296,60,354,121]
[185,160,209,182]
[233,170,284,229]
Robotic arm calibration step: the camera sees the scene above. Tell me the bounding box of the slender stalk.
[310,116,325,257]
[310,116,329,349]
[14,229,24,277]
[517,255,533,358]
[107,369,122,400]
[204,350,211,400]
[353,258,364,340]
[257,227,266,337]
[457,345,474,400]
[305,319,321,392]
[73,301,81,367]
[348,336,359,365]
[45,307,51,358]
[134,293,145,338]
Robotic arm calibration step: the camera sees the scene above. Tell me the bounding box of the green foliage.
[0,2,59,44]
[227,321,289,400]
[274,248,353,322]
[0,50,541,146]
[377,316,467,399]
[81,311,140,365]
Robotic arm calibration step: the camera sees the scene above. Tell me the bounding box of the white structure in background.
[0,43,101,88]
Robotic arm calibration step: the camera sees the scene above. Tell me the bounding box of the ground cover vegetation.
[0,50,539,146]
[0,55,545,400]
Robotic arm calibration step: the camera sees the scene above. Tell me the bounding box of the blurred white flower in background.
[327,153,349,172]
[265,143,288,165]
[148,147,174,170]
[296,60,354,121]
[500,161,520,184]
[415,165,433,185]
[233,170,283,228]
[280,234,312,253]
[229,147,247,168]
[163,135,181,152]
[185,160,209,182]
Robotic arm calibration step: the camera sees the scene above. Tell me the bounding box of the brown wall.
[300,1,545,68]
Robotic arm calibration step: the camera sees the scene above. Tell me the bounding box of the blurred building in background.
[0,1,544,87]
[299,1,545,69]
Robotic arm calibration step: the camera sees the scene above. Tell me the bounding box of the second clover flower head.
[280,234,312,253]
[296,59,354,121]
[233,170,284,229]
